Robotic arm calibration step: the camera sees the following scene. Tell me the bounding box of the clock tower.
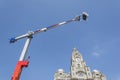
[70,48,92,80]
[54,48,106,80]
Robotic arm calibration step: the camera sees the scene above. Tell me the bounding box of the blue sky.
[0,0,120,80]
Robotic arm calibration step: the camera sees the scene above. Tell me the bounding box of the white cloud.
[92,52,100,56]
[91,45,104,57]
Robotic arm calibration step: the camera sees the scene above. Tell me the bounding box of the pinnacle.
[73,48,78,52]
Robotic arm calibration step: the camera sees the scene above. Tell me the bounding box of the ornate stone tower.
[70,48,92,80]
[54,48,106,80]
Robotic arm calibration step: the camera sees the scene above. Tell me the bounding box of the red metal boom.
[11,61,29,80]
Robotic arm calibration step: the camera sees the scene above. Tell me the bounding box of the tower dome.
[57,69,65,73]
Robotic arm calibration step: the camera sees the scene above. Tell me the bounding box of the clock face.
[75,57,80,62]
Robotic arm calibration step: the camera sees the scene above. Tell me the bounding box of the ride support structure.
[10,12,88,80]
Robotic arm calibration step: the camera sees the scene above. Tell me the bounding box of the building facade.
[54,48,106,80]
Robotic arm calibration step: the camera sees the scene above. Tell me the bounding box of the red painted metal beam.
[11,61,29,80]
